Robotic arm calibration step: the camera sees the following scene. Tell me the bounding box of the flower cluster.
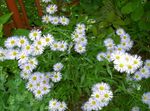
[142,92,150,109]
[111,51,143,74]
[82,82,113,111]
[71,23,87,54]
[26,72,53,99]
[133,60,150,81]
[42,2,69,25]
[0,28,67,99]
[49,99,67,111]
[26,62,64,99]
[96,28,150,81]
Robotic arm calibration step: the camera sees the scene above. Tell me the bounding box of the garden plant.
[0,0,150,111]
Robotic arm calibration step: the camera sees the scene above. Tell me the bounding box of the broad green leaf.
[121,2,134,14]
[0,13,12,24]
[131,5,144,21]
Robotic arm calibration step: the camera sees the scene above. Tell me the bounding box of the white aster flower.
[59,16,69,26]
[96,52,106,62]
[20,71,31,80]
[42,15,50,23]
[51,72,62,83]
[29,29,42,41]
[46,4,57,14]
[43,34,54,46]
[49,99,59,110]
[5,36,18,48]
[116,28,125,36]
[53,62,63,71]
[51,16,59,25]
[142,92,150,105]
[74,44,86,54]
[18,36,29,47]
[57,41,68,51]
[58,101,67,111]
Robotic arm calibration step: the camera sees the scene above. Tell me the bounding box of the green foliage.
[0,13,12,37]
[0,0,150,111]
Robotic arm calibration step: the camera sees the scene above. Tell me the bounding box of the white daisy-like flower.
[18,36,29,47]
[46,4,57,14]
[42,15,50,23]
[76,23,86,33]
[71,32,82,41]
[102,90,113,102]
[120,33,130,41]
[17,51,29,64]
[104,38,115,50]
[20,71,31,80]
[50,41,59,51]
[41,84,51,95]
[57,101,67,111]
[0,48,6,61]
[27,57,38,70]
[142,92,150,105]
[105,51,112,62]
[88,98,101,111]
[133,71,142,81]
[57,41,68,51]
[131,106,140,111]
[75,36,87,46]
[20,63,34,74]
[92,82,110,92]
[5,49,19,60]
[49,99,59,110]
[43,34,54,46]
[29,29,42,41]
[22,44,33,55]
[74,44,86,54]
[33,38,45,47]
[51,16,59,25]
[139,66,150,78]
[5,36,18,48]
[53,62,64,72]
[59,16,69,26]
[115,44,125,52]
[26,81,35,91]
[96,52,106,62]
[33,88,44,99]
[116,28,125,36]
[51,72,62,82]
[32,45,44,56]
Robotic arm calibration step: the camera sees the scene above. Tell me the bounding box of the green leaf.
[131,5,144,21]
[12,29,30,36]
[121,2,134,14]
[0,13,12,24]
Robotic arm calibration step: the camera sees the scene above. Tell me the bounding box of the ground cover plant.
[0,0,150,111]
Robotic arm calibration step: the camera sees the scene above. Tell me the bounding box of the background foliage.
[0,0,150,111]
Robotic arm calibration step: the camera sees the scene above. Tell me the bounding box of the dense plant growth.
[0,0,150,111]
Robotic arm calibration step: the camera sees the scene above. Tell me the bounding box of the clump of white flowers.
[26,72,53,99]
[97,28,150,81]
[71,23,87,54]
[42,2,69,25]
[49,99,67,111]
[142,92,150,109]
[0,28,67,99]
[82,82,113,111]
